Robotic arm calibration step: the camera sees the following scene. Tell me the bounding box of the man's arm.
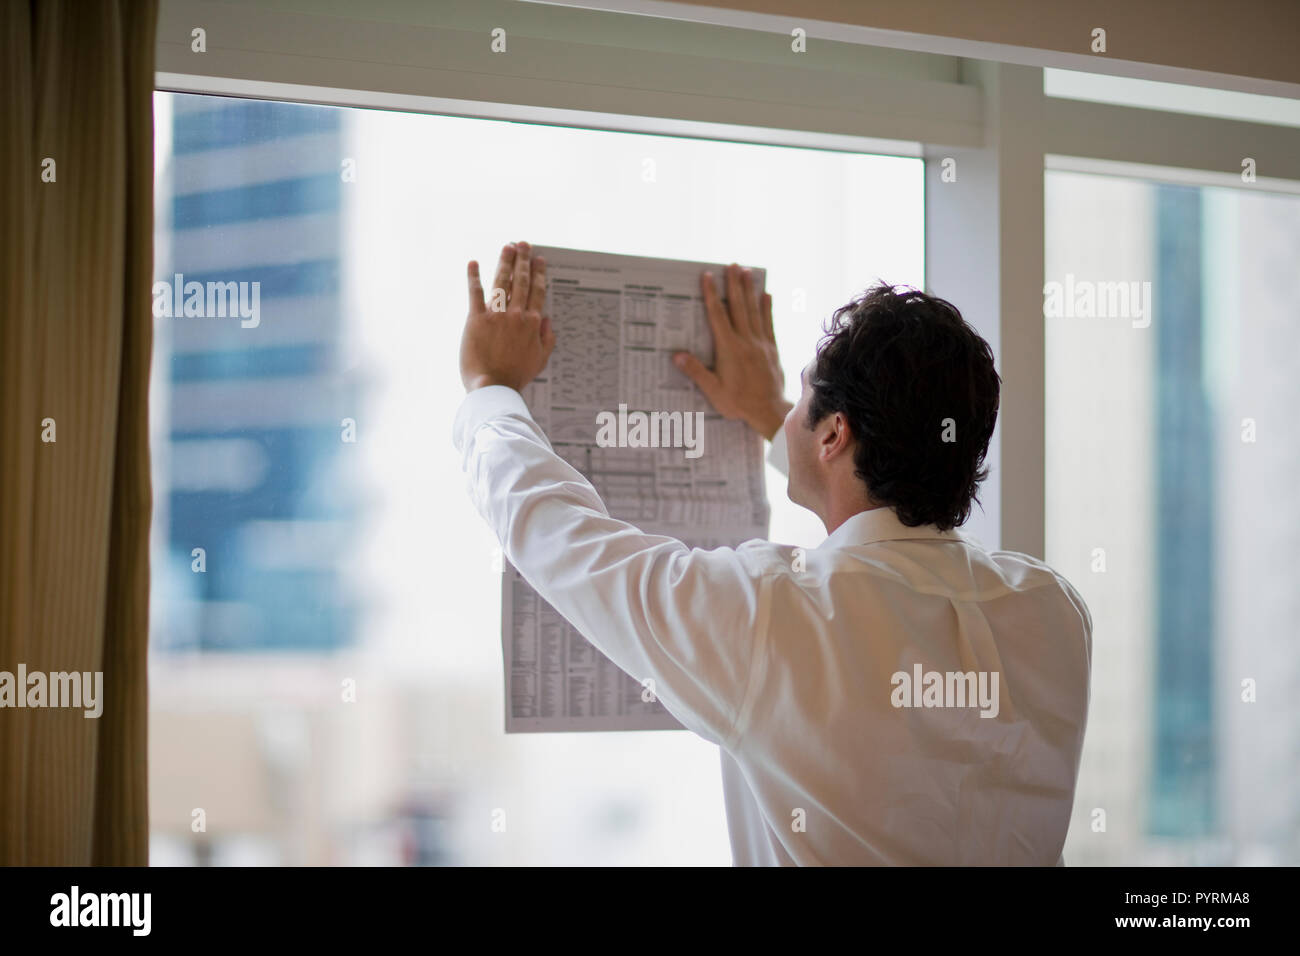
[454,384,771,748]
[456,243,782,747]
[766,422,791,477]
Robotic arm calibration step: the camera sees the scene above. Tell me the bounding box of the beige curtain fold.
[0,0,157,865]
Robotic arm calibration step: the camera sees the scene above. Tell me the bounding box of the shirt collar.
[817,506,965,550]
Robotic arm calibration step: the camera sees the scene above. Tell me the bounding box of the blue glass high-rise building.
[154,94,361,652]
[1150,184,1216,837]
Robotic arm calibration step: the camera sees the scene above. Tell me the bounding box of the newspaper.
[502,247,771,732]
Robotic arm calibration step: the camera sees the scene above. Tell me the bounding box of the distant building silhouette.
[155,95,360,651]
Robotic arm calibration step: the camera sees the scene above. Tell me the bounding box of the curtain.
[0,0,157,865]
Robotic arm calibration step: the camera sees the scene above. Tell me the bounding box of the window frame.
[155,0,1300,557]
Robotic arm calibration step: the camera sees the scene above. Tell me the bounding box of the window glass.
[1044,68,1300,128]
[1046,168,1300,865]
[149,91,924,865]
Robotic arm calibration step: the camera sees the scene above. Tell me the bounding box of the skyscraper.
[153,94,361,653]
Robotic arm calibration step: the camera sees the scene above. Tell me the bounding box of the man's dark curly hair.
[805,282,1000,532]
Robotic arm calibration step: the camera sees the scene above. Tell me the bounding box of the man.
[455,240,1092,865]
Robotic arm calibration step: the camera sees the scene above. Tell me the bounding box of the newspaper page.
[502,246,771,732]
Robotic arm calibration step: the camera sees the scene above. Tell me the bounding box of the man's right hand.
[673,263,794,442]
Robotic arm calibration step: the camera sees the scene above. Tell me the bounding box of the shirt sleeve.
[766,425,790,477]
[452,385,772,750]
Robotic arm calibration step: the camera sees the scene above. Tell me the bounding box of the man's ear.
[818,412,853,463]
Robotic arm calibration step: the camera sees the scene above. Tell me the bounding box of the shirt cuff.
[766,424,789,475]
[452,384,533,453]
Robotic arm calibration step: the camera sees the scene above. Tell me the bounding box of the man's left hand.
[461,240,556,392]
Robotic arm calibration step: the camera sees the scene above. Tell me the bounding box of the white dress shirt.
[454,385,1092,866]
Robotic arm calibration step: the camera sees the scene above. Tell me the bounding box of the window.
[1044,68,1300,129]
[1046,168,1300,865]
[148,91,924,864]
